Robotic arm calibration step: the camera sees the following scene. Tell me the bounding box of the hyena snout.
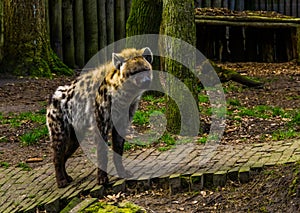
[132,71,152,89]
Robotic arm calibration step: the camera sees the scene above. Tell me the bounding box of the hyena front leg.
[97,133,109,185]
[112,126,133,178]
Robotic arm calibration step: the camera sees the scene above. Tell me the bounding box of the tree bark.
[62,0,75,67]
[160,0,199,134]
[1,0,72,76]
[74,0,85,67]
[126,0,162,70]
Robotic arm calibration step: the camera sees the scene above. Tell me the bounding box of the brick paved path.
[1,139,300,212]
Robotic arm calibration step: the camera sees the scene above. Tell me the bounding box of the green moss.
[81,201,146,213]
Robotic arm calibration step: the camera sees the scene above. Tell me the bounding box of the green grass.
[198,94,209,103]
[20,126,48,146]
[271,129,300,141]
[133,95,166,126]
[0,111,46,127]
[0,162,10,168]
[0,110,48,146]
[17,162,31,171]
[234,105,290,119]
[157,133,176,151]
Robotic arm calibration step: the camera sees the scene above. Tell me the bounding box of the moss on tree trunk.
[1,0,72,76]
[160,0,199,134]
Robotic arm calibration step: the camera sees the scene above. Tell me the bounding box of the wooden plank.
[115,0,126,41]
[296,27,300,62]
[298,0,300,17]
[62,0,75,67]
[213,0,222,8]
[194,15,300,23]
[278,0,285,14]
[0,0,4,62]
[49,0,63,60]
[235,0,244,10]
[228,26,245,61]
[98,0,107,50]
[106,0,114,45]
[285,0,291,16]
[125,0,132,18]
[245,28,259,61]
[292,0,297,17]
[203,0,211,7]
[84,0,98,61]
[228,0,235,10]
[195,19,300,28]
[74,0,85,67]
[222,0,228,9]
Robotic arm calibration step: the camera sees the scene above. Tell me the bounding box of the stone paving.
[1,139,300,212]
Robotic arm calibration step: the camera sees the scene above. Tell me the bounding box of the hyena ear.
[112,53,124,69]
[142,47,153,64]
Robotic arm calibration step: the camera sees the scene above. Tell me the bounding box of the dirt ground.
[0,61,299,212]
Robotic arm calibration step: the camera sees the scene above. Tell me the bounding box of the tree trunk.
[84,0,98,61]
[126,0,162,69]
[62,0,75,68]
[74,0,85,67]
[160,0,199,134]
[1,0,72,76]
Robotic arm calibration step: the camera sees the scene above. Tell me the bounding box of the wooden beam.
[195,19,300,28]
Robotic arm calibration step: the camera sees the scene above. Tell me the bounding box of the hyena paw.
[118,169,133,179]
[66,175,73,183]
[57,179,70,188]
[97,170,109,185]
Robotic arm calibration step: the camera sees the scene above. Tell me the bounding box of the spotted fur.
[46,47,153,188]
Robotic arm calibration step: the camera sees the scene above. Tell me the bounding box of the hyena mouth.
[132,71,152,89]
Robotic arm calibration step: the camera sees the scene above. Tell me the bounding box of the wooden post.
[222,0,228,9]
[0,0,4,62]
[62,0,75,67]
[98,0,107,51]
[49,0,63,60]
[213,0,221,8]
[84,0,98,61]
[115,0,126,41]
[292,0,297,17]
[106,0,114,45]
[296,27,300,63]
[125,0,132,19]
[74,0,85,67]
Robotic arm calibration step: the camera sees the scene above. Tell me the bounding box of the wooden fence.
[47,0,132,68]
[195,0,300,17]
[1,0,300,68]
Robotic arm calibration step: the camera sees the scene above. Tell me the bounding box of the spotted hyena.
[46,47,153,188]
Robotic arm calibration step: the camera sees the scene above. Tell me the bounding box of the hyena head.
[112,47,153,89]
